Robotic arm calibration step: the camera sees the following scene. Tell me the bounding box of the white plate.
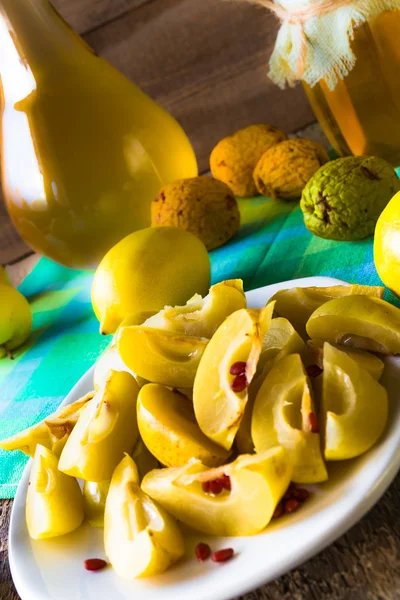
[9,276,400,600]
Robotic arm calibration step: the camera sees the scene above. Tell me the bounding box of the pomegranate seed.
[211,548,234,563]
[284,498,301,514]
[216,474,231,491]
[208,480,223,495]
[293,488,310,502]
[229,361,247,375]
[84,558,107,572]
[283,482,295,500]
[195,542,211,562]
[231,373,248,393]
[309,411,320,433]
[272,502,284,519]
[306,364,323,378]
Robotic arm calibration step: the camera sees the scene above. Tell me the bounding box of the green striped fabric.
[0,196,395,498]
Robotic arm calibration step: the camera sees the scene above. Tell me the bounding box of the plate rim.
[9,275,400,600]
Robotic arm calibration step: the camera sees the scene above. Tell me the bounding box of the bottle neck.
[0,0,93,77]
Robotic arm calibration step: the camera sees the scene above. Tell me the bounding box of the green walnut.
[300,156,400,241]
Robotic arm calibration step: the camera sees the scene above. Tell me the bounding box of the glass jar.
[303,10,400,166]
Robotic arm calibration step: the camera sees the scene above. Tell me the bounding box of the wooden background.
[0,0,316,266]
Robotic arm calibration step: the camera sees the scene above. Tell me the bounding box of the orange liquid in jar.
[303,11,400,166]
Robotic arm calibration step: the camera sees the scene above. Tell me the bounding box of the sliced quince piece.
[143,280,246,338]
[142,446,292,537]
[0,393,94,457]
[305,339,384,380]
[58,370,140,481]
[105,455,184,579]
[45,392,94,440]
[51,434,69,459]
[83,480,111,528]
[0,420,52,457]
[117,327,208,388]
[138,384,230,468]
[321,343,388,460]
[306,295,400,354]
[271,284,384,337]
[93,345,147,390]
[193,305,274,451]
[236,318,305,455]
[26,444,84,539]
[252,354,327,484]
[131,438,159,481]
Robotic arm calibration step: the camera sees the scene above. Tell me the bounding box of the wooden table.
[1,253,400,599]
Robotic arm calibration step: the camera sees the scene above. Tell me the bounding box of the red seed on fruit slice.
[293,488,310,502]
[283,482,295,500]
[306,364,323,378]
[84,558,107,572]
[284,498,300,514]
[309,411,319,433]
[231,373,248,392]
[195,543,211,562]
[229,361,247,375]
[216,474,231,491]
[202,481,211,493]
[208,480,223,495]
[212,548,234,563]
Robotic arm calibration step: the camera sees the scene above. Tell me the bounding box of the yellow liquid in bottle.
[303,11,400,166]
[0,0,197,268]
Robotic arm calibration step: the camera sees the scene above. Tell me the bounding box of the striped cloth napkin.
[0,195,395,498]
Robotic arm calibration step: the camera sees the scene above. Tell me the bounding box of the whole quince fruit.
[0,284,32,358]
[92,227,211,334]
[374,190,400,296]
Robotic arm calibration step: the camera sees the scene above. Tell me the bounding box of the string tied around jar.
[239,0,400,89]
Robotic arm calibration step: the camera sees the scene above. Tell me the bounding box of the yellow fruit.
[92,227,211,334]
[306,295,400,354]
[92,345,148,390]
[305,339,384,380]
[104,455,184,579]
[0,420,52,457]
[193,305,274,450]
[270,284,384,337]
[117,326,208,388]
[321,343,388,460]
[26,444,84,539]
[45,392,94,439]
[51,434,69,459]
[137,384,230,468]
[143,279,246,338]
[374,190,400,296]
[58,370,140,481]
[236,317,305,455]
[0,266,11,286]
[252,354,327,484]
[0,284,32,357]
[0,393,93,456]
[131,438,159,481]
[142,446,292,536]
[83,480,110,528]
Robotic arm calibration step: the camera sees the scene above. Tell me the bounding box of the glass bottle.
[0,0,198,268]
[303,11,400,166]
